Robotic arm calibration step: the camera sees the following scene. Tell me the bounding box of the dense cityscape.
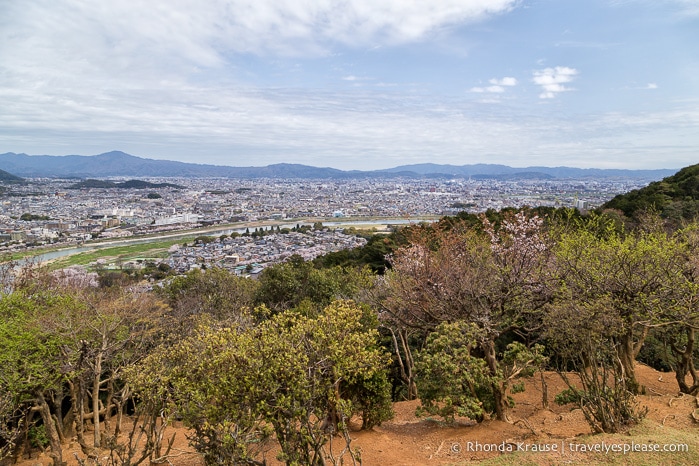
[0,174,657,274]
[0,176,650,249]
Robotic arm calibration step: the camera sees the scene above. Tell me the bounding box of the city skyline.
[1,0,698,170]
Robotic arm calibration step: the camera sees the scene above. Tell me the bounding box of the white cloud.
[0,0,522,125]
[0,1,695,170]
[533,66,578,99]
[489,77,517,86]
[471,85,505,93]
[646,83,658,89]
[0,1,519,67]
[2,80,697,169]
[470,76,517,93]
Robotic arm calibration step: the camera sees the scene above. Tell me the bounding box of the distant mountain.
[603,164,699,222]
[0,168,23,182]
[471,172,554,181]
[67,179,185,189]
[380,163,675,180]
[0,152,349,178]
[0,151,678,180]
[0,151,228,178]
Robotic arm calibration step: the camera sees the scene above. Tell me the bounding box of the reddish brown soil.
[17,364,699,466]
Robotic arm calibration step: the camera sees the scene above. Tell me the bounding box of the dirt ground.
[17,363,699,466]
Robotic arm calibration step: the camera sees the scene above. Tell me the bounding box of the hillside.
[603,163,699,221]
[18,364,699,466]
[0,168,23,182]
[67,179,185,189]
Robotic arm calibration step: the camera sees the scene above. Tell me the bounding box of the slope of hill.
[16,364,699,466]
[117,180,184,189]
[67,179,185,189]
[603,163,699,221]
[0,168,24,182]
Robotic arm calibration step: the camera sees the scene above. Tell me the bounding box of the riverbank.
[8,216,437,268]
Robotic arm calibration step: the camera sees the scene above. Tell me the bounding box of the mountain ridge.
[0,151,678,180]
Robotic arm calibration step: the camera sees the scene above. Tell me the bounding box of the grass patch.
[453,420,699,466]
[49,238,188,269]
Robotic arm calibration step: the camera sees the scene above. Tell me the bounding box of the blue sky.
[0,0,697,170]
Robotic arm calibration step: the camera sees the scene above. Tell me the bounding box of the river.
[21,218,433,264]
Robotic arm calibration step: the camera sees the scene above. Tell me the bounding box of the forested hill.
[603,163,699,222]
[67,179,184,189]
[0,168,23,182]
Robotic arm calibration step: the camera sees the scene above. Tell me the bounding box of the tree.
[0,291,72,465]
[650,223,699,394]
[379,212,552,420]
[416,321,546,423]
[132,300,392,466]
[159,267,259,325]
[551,214,688,393]
[545,293,647,433]
[0,265,171,464]
[255,257,374,315]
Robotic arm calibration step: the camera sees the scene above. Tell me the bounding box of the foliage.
[0,389,23,461]
[0,290,78,464]
[20,213,50,221]
[131,300,392,466]
[416,321,546,423]
[545,294,647,433]
[379,211,552,420]
[255,256,374,314]
[415,321,497,422]
[550,213,689,393]
[603,164,699,223]
[313,228,410,274]
[28,425,49,449]
[194,235,215,244]
[0,291,69,398]
[159,267,259,325]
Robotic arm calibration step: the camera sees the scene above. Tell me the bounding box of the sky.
[0,0,698,170]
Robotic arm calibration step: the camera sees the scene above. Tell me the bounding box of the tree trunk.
[36,393,63,466]
[68,379,93,457]
[13,409,34,462]
[49,391,65,443]
[617,328,643,394]
[113,384,130,439]
[482,339,510,422]
[673,326,699,395]
[61,408,75,440]
[387,327,418,400]
[540,371,549,409]
[397,329,417,400]
[104,376,114,438]
[93,344,105,448]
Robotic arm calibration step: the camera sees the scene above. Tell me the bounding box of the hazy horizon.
[1,1,697,170]
[0,150,684,173]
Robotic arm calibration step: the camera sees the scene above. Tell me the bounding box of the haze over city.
[1,0,697,170]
